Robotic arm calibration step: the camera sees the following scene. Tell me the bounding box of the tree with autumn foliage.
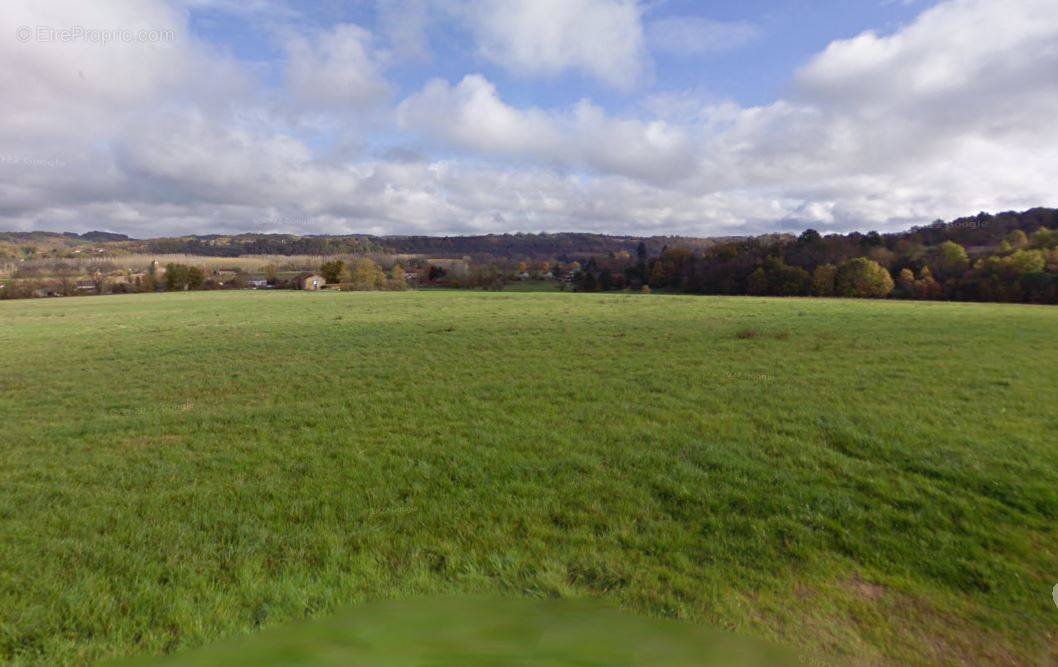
[835,258,894,298]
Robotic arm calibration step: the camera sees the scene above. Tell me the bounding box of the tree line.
[572,209,1058,304]
[5,208,1058,304]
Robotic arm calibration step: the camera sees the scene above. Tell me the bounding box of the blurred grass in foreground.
[110,598,803,667]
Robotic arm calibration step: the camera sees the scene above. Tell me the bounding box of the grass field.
[1,291,1057,665]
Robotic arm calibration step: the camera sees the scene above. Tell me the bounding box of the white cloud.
[646,17,760,56]
[396,0,1058,231]
[0,0,251,184]
[376,0,432,62]
[397,75,560,156]
[1,1,242,125]
[283,24,391,113]
[456,0,648,90]
[2,0,1058,238]
[396,74,695,183]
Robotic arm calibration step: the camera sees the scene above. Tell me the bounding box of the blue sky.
[189,1,941,111]
[1,0,1055,237]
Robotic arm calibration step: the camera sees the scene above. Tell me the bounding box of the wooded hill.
[2,207,1055,263]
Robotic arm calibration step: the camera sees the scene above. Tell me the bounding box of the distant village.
[0,255,581,300]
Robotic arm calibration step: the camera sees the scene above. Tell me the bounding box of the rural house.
[294,273,326,290]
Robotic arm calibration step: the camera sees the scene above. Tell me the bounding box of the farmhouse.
[294,273,326,290]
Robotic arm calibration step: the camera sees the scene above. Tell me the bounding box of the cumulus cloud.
[779,0,1058,220]
[283,24,391,113]
[1,0,246,137]
[396,74,695,182]
[1,0,1057,238]
[397,0,1058,230]
[455,0,648,90]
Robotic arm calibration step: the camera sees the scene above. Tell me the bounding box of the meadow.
[1,291,1056,665]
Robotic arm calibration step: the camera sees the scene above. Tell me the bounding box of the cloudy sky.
[2,0,1056,238]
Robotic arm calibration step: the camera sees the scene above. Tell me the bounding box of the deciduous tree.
[835,258,894,298]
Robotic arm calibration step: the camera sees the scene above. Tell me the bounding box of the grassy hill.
[1,291,1056,665]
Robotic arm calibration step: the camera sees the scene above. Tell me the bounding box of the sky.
[2,0,1057,238]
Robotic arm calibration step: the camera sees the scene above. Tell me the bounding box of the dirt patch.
[843,575,888,603]
[888,592,1025,667]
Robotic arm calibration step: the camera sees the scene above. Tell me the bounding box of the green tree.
[896,268,916,297]
[164,263,188,291]
[811,264,837,297]
[389,263,407,291]
[1030,227,1058,249]
[746,267,768,295]
[835,258,894,298]
[914,267,943,300]
[767,260,810,296]
[350,259,385,290]
[1007,249,1046,274]
[187,266,205,290]
[320,260,348,284]
[929,241,969,279]
[1004,230,1028,250]
[867,246,895,269]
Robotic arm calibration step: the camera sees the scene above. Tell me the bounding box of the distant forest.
[0,229,762,261]
[3,207,1058,304]
[2,209,1055,261]
[141,232,729,259]
[572,208,1058,304]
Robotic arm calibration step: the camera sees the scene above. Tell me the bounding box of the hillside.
[4,207,1055,262]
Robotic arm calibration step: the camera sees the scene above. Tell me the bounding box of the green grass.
[497,281,565,292]
[1,291,1056,666]
[110,598,800,667]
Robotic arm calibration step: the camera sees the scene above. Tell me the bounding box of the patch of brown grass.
[842,575,887,603]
